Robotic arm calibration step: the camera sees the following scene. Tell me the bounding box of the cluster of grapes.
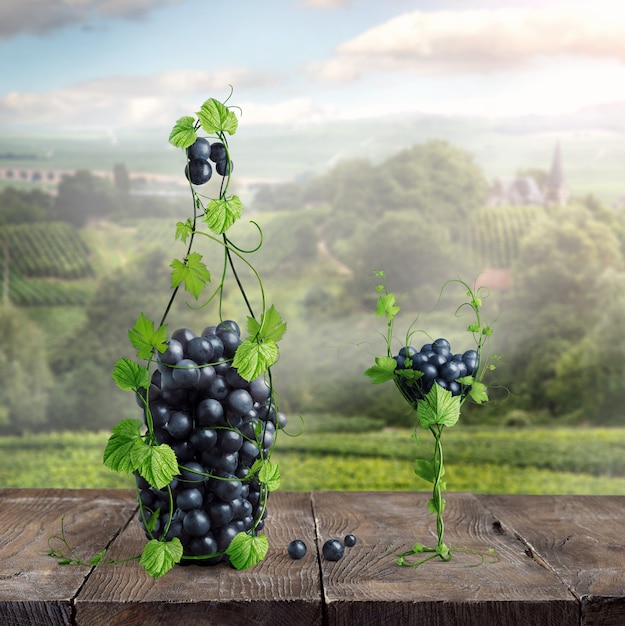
[394,337,479,403]
[288,534,357,561]
[184,137,231,185]
[136,320,286,564]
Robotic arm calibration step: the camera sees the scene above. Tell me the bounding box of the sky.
[2,0,625,130]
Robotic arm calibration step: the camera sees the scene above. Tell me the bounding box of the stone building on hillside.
[487,141,568,207]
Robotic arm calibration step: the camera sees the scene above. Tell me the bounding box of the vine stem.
[431,424,449,559]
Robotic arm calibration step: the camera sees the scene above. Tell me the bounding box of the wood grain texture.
[74,491,322,626]
[478,494,625,626]
[0,488,136,626]
[3,489,625,625]
[311,491,579,626]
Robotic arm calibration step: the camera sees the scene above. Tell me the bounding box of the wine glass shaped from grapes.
[365,272,499,567]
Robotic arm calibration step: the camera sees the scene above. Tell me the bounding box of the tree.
[0,307,52,433]
[113,163,131,196]
[545,269,625,424]
[0,187,52,225]
[344,212,476,309]
[53,170,117,227]
[379,140,488,239]
[497,204,624,418]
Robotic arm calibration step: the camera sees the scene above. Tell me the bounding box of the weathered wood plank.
[74,491,322,626]
[478,494,625,626]
[311,491,579,626]
[0,488,136,626]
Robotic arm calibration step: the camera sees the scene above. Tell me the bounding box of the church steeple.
[545,140,568,206]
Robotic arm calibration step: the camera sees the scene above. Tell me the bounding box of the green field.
[2,425,624,495]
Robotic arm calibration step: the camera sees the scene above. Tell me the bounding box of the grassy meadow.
[3,423,625,495]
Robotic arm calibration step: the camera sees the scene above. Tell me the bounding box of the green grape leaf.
[247,305,287,343]
[427,496,446,515]
[364,356,397,384]
[258,461,281,491]
[456,375,474,385]
[417,383,461,429]
[414,458,440,484]
[140,538,183,579]
[168,116,197,149]
[128,313,168,360]
[376,293,400,320]
[396,368,423,382]
[111,358,150,392]
[231,339,279,381]
[467,322,481,333]
[144,508,161,533]
[137,442,179,490]
[197,98,238,135]
[225,532,269,570]
[102,419,143,475]
[170,252,211,299]
[175,219,194,243]
[204,195,243,234]
[468,381,489,405]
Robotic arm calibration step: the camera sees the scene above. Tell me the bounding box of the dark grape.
[432,338,451,355]
[215,523,239,552]
[190,427,218,452]
[187,137,211,160]
[209,142,227,163]
[231,497,253,519]
[196,364,216,390]
[172,359,201,388]
[149,400,170,428]
[462,349,479,375]
[183,509,211,537]
[288,539,307,560]
[179,461,206,483]
[176,487,203,512]
[344,534,357,547]
[216,319,240,336]
[172,328,196,348]
[217,428,244,453]
[216,159,232,177]
[201,449,239,474]
[440,360,462,382]
[218,329,241,357]
[196,398,224,426]
[186,336,214,364]
[159,339,184,365]
[207,500,234,527]
[166,410,193,440]
[399,346,418,359]
[205,334,224,360]
[249,376,271,403]
[322,538,345,561]
[207,375,230,401]
[226,389,254,417]
[188,533,218,557]
[185,158,212,185]
[417,362,438,381]
[428,352,447,369]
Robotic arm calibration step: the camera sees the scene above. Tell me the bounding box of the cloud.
[0,0,183,38]
[237,98,338,127]
[309,6,625,82]
[0,68,280,128]
[299,0,350,7]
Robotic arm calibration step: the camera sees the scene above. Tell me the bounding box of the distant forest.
[1,139,625,434]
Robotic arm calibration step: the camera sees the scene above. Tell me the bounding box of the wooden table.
[1,489,624,625]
